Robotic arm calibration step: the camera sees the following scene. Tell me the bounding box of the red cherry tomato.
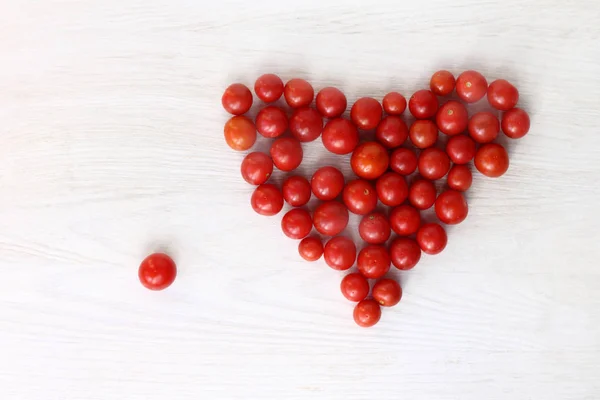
[372,279,402,307]
[430,70,456,96]
[375,116,409,149]
[409,120,438,149]
[359,212,391,244]
[390,238,421,270]
[353,299,381,327]
[487,79,519,111]
[342,179,378,215]
[409,179,437,210]
[256,106,288,138]
[390,147,418,175]
[456,70,487,103]
[284,78,314,108]
[224,115,256,151]
[341,273,370,302]
[251,183,284,216]
[316,87,347,118]
[313,201,349,236]
[289,107,323,142]
[501,108,530,139]
[418,148,451,180]
[222,83,253,115]
[281,208,313,239]
[324,236,356,271]
[447,165,472,192]
[351,97,383,130]
[270,137,303,171]
[408,90,438,119]
[138,253,177,290]
[282,175,311,207]
[435,190,468,225]
[351,142,389,180]
[436,100,468,135]
[475,143,509,178]
[382,92,407,115]
[376,172,408,207]
[254,73,284,103]
[389,204,421,236]
[357,245,390,279]
[446,135,476,164]
[321,118,359,155]
[468,111,500,143]
[416,223,447,255]
[311,166,345,201]
[240,152,273,185]
[298,236,323,261]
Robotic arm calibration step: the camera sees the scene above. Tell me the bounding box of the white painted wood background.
[1,0,599,399]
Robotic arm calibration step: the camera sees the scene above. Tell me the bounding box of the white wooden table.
[1,1,599,399]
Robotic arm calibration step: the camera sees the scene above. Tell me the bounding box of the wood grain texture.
[1,0,600,399]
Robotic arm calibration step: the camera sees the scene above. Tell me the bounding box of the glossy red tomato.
[316,87,347,118]
[375,116,409,149]
[409,120,438,149]
[359,212,391,244]
[282,175,311,206]
[418,148,451,180]
[254,73,284,103]
[468,111,500,143]
[416,223,447,255]
[313,201,349,236]
[351,142,389,180]
[372,279,402,307]
[251,183,284,216]
[408,90,439,119]
[342,179,378,215]
[324,236,356,270]
[435,190,468,225]
[382,92,407,115]
[446,135,476,164]
[376,172,408,206]
[311,166,345,201]
[475,143,509,178]
[390,147,418,175]
[298,236,323,261]
[353,299,381,328]
[456,70,488,103]
[240,152,273,185]
[224,116,256,151]
[289,107,323,142]
[389,204,421,236]
[487,79,519,111]
[447,164,473,192]
[270,137,303,171]
[409,179,437,210]
[351,97,383,130]
[256,106,288,138]
[436,100,468,135]
[139,253,177,290]
[389,238,421,270]
[430,70,456,96]
[321,118,359,155]
[284,78,314,108]
[357,245,391,279]
[281,208,313,239]
[222,83,253,115]
[501,108,530,139]
[341,273,370,302]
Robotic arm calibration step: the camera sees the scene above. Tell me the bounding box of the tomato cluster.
[222,71,530,327]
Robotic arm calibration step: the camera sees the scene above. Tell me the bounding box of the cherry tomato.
[282,175,311,206]
[436,100,468,135]
[298,236,323,261]
[389,238,421,270]
[256,105,288,138]
[313,201,349,236]
[372,279,402,307]
[224,115,256,151]
[416,223,447,255]
[289,107,323,142]
[487,79,519,111]
[390,147,418,175]
[351,97,383,130]
[251,183,284,216]
[357,245,390,279]
[408,90,438,119]
[468,111,500,143]
[321,118,359,154]
[281,208,313,239]
[376,172,408,207]
[389,204,421,235]
[311,166,345,201]
[446,135,476,164]
[501,108,530,139]
[418,148,451,180]
[382,92,407,115]
[353,299,381,327]
[324,236,356,270]
[270,137,303,171]
[447,164,472,192]
[359,212,391,244]
[316,87,347,118]
[241,152,273,185]
[254,73,284,103]
[351,142,389,180]
[138,253,177,290]
[430,70,455,96]
[341,273,370,302]
[435,190,468,225]
[474,143,509,178]
[284,78,314,108]
[222,83,253,115]
[375,116,409,149]
[409,120,438,149]
[342,179,378,215]
[409,179,437,210]
[456,70,487,103]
